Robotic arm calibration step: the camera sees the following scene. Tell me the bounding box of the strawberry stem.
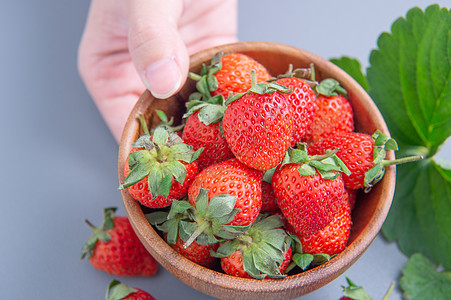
[382,281,396,300]
[310,63,316,82]
[139,113,150,135]
[84,219,97,231]
[183,220,210,249]
[154,143,164,162]
[382,155,424,166]
[309,148,339,162]
[188,72,202,81]
[251,69,257,86]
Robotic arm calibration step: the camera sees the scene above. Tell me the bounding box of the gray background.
[1,0,449,299]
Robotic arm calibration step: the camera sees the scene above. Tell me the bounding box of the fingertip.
[142,56,183,99]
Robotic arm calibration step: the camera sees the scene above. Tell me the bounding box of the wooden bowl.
[118,41,396,300]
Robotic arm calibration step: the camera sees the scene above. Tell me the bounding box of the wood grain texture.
[118,41,396,300]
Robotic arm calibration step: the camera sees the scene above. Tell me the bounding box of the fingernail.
[143,57,182,99]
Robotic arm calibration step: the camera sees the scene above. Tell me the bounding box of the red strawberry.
[211,52,271,97]
[272,147,350,236]
[222,82,293,171]
[166,234,219,269]
[182,110,234,171]
[305,79,354,145]
[212,215,292,279]
[298,197,351,256]
[309,132,374,190]
[308,130,422,190]
[123,149,198,207]
[189,52,271,99]
[346,188,358,211]
[147,192,236,263]
[82,208,158,276]
[188,158,263,226]
[260,181,279,214]
[220,247,292,279]
[275,75,317,146]
[106,280,155,300]
[120,118,202,208]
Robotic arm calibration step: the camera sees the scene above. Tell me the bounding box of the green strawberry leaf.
[292,253,314,271]
[400,253,451,300]
[155,109,169,123]
[105,280,137,300]
[163,160,187,185]
[194,188,209,216]
[152,126,170,145]
[341,277,373,300]
[252,247,284,278]
[334,4,451,272]
[198,104,227,125]
[370,5,451,270]
[367,5,451,156]
[382,160,451,269]
[315,78,347,97]
[205,194,237,219]
[243,250,265,279]
[311,253,331,266]
[260,229,287,252]
[81,208,116,259]
[297,164,316,176]
[251,214,284,232]
[131,133,153,150]
[211,240,238,258]
[145,211,169,225]
[167,200,192,219]
[330,57,369,91]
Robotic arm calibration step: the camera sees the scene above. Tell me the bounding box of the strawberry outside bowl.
[118,41,396,300]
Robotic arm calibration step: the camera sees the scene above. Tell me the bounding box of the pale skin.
[78,0,238,142]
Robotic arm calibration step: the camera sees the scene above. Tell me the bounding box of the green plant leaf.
[367,5,451,156]
[119,160,152,189]
[105,280,137,300]
[341,277,373,300]
[330,57,369,91]
[206,194,237,219]
[400,253,451,300]
[350,4,451,272]
[382,159,451,269]
[292,253,314,271]
[252,247,283,278]
[198,104,226,125]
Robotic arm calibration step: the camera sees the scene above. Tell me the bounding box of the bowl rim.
[118,41,396,298]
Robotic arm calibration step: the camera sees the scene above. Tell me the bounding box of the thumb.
[127,0,188,99]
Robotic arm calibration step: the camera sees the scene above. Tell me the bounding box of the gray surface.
[1,0,449,299]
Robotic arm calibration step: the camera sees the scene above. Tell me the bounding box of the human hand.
[78,0,238,142]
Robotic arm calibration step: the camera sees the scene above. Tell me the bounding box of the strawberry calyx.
[188,52,223,101]
[81,207,116,260]
[105,279,137,300]
[225,70,292,105]
[152,109,185,133]
[268,63,316,84]
[147,188,247,249]
[364,130,423,192]
[184,94,227,125]
[284,233,332,273]
[211,214,291,279]
[185,52,227,125]
[315,78,348,97]
[341,277,395,300]
[282,145,351,180]
[341,277,373,300]
[119,116,203,199]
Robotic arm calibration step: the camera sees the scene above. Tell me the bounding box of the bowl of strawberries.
[118,41,397,299]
